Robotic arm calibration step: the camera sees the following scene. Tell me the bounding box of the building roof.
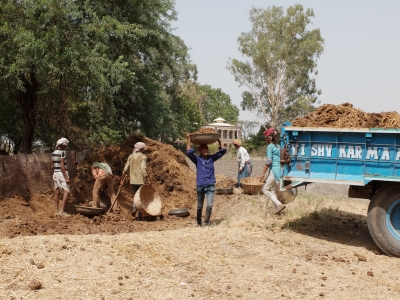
[206,122,235,127]
[213,117,226,122]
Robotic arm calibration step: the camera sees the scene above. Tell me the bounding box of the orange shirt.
[91,167,107,179]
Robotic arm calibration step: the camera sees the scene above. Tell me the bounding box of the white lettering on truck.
[291,144,399,160]
[325,144,333,157]
[366,147,378,160]
[339,145,346,158]
[301,144,306,156]
[355,146,362,158]
[381,148,390,161]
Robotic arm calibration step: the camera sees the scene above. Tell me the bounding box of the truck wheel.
[367,183,400,257]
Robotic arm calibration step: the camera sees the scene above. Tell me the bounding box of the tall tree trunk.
[17,72,40,154]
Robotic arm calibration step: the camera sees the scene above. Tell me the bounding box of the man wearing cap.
[51,137,70,216]
[233,139,253,188]
[259,128,286,215]
[186,134,226,226]
[122,142,150,220]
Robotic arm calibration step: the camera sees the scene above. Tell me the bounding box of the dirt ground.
[1,103,399,299]
[1,158,399,299]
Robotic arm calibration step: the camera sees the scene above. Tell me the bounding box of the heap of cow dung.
[292,102,400,128]
[191,127,218,134]
[71,134,197,215]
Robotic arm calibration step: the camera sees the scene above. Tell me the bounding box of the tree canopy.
[0,0,197,153]
[227,5,324,128]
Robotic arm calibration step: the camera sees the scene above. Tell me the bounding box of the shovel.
[107,173,126,213]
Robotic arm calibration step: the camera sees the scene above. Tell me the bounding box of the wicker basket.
[133,185,163,216]
[189,133,219,145]
[240,177,264,195]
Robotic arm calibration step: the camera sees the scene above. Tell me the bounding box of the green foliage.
[0,0,195,152]
[227,5,324,127]
[0,89,23,153]
[198,85,239,124]
[242,126,265,153]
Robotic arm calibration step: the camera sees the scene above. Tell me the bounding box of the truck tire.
[367,183,400,257]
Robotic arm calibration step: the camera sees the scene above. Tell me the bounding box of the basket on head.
[133,185,163,216]
[240,177,264,195]
[189,133,219,145]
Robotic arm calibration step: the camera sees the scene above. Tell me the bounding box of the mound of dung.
[71,134,197,214]
[292,103,400,128]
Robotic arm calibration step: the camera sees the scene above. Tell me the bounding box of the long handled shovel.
[108,173,126,213]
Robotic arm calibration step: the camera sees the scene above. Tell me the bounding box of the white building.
[202,118,242,148]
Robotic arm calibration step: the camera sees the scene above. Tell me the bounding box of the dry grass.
[1,192,400,299]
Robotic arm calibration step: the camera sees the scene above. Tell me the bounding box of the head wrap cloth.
[134,142,146,152]
[233,139,241,146]
[56,137,69,147]
[263,127,278,138]
[91,162,113,175]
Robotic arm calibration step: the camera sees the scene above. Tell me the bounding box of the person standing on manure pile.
[259,128,286,215]
[233,139,253,188]
[122,142,150,221]
[186,134,226,226]
[91,162,119,213]
[51,137,70,217]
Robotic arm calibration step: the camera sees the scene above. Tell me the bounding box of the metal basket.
[133,185,163,216]
[74,205,104,217]
[240,177,264,195]
[189,133,219,145]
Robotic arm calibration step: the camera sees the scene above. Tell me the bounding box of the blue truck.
[280,122,400,257]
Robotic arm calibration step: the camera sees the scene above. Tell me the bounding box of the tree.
[243,126,266,153]
[227,5,324,128]
[0,0,193,152]
[198,85,239,125]
[179,82,239,127]
[238,120,259,140]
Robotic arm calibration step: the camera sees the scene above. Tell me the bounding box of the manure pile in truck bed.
[292,103,400,128]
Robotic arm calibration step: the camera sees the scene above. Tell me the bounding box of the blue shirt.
[187,147,226,186]
[266,143,281,181]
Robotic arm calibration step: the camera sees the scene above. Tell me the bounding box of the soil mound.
[71,134,197,214]
[191,127,217,134]
[292,103,400,128]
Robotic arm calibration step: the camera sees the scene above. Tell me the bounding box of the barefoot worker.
[51,137,70,217]
[233,139,253,188]
[91,162,119,213]
[259,128,286,215]
[186,134,226,226]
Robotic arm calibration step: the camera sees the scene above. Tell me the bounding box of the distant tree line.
[0,2,322,154]
[0,0,239,153]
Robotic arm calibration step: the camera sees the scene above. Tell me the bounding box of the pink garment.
[263,127,277,137]
[92,168,107,179]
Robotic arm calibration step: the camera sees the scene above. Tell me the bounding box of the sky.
[172,0,399,121]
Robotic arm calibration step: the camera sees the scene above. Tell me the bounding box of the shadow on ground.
[282,208,382,253]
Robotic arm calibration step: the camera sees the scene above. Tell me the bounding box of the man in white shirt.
[51,137,70,216]
[233,139,253,188]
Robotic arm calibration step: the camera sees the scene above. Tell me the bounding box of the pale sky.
[173,0,400,121]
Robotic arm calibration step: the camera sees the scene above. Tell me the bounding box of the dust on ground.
[1,189,399,299]
[1,104,400,298]
[292,102,400,128]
